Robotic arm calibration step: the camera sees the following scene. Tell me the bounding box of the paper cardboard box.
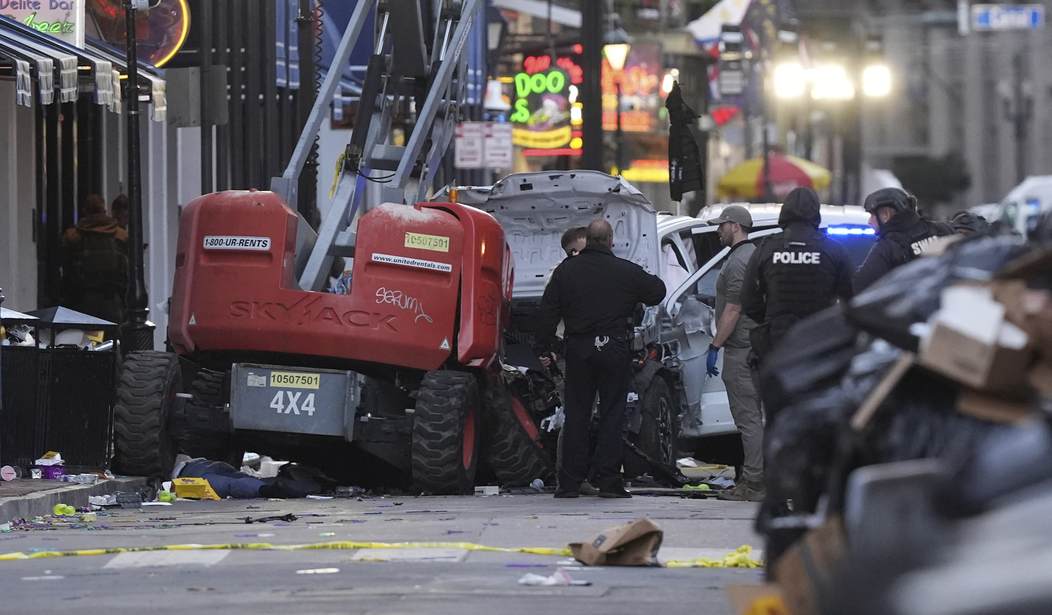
[569,517,663,566]
[919,285,1033,393]
[957,389,1032,424]
[993,280,1052,354]
[920,322,1032,392]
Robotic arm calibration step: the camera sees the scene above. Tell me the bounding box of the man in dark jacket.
[853,188,955,291]
[742,188,853,366]
[61,194,129,324]
[536,219,666,499]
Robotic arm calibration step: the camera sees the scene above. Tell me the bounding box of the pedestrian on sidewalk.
[703,206,765,502]
[536,219,666,499]
[61,194,129,325]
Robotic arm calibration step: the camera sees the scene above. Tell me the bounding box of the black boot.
[596,479,631,499]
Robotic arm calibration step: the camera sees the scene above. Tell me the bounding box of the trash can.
[0,306,118,471]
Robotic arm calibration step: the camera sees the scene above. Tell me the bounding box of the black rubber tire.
[411,371,480,494]
[624,377,677,478]
[112,351,181,478]
[174,370,243,467]
[481,379,553,487]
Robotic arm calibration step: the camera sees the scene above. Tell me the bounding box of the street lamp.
[603,20,631,175]
[486,5,507,68]
[772,61,807,99]
[810,63,856,101]
[861,63,892,98]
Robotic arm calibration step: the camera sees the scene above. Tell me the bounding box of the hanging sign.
[1,0,86,47]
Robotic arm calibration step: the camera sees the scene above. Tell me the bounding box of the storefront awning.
[0,28,80,103]
[0,35,55,106]
[85,40,167,122]
[0,15,164,121]
[1,16,115,108]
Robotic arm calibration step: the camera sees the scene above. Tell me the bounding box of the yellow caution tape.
[664,545,763,569]
[0,539,761,567]
[0,540,570,562]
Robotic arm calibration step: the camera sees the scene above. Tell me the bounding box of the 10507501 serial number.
[269,371,320,389]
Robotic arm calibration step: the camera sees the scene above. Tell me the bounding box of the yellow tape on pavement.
[664,545,762,569]
[0,540,570,562]
[0,540,761,568]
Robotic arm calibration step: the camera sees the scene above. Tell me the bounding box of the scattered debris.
[51,504,75,517]
[88,494,118,507]
[474,486,500,496]
[518,568,591,587]
[116,491,144,509]
[243,513,297,524]
[172,477,221,501]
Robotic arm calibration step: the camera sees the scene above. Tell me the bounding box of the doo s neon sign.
[509,70,567,123]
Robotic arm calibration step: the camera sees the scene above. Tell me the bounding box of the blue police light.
[826,225,876,236]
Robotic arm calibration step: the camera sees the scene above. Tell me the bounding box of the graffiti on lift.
[375,287,433,324]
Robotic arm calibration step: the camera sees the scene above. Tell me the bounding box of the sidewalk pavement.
[0,476,147,523]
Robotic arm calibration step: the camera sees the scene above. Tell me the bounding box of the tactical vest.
[881,219,951,268]
[761,230,844,344]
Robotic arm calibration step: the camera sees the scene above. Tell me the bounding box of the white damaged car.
[452,171,875,480]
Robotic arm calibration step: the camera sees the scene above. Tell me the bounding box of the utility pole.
[122,1,155,351]
[580,0,603,171]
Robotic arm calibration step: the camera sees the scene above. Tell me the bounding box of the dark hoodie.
[853,208,954,292]
[741,188,854,356]
[62,214,129,324]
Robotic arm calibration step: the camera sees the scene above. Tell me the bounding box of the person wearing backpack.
[61,194,129,325]
[853,188,954,292]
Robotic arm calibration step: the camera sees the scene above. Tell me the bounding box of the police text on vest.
[772,251,821,264]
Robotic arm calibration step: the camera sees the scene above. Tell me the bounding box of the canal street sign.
[972,3,1045,31]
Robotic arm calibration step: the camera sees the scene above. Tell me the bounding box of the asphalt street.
[0,493,762,615]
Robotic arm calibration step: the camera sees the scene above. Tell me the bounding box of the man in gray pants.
[704,206,765,502]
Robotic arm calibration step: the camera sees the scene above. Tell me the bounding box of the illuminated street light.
[810,63,855,101]
[862,63,892,98]
[603,42,631,72]
[773,61,807,99]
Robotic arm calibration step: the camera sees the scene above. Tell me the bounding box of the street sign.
[484,123,513,169]
[454,122,484,169]
[972,3,1045,31]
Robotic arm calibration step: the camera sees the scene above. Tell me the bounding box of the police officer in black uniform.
[853,187,955,291]
[536,219,666,499]
[742,187,853,367]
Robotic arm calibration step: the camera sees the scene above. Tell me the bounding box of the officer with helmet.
[854,187,954,291]
[741,187,854,365]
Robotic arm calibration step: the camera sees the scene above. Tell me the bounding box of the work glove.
[706,345,720,377]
